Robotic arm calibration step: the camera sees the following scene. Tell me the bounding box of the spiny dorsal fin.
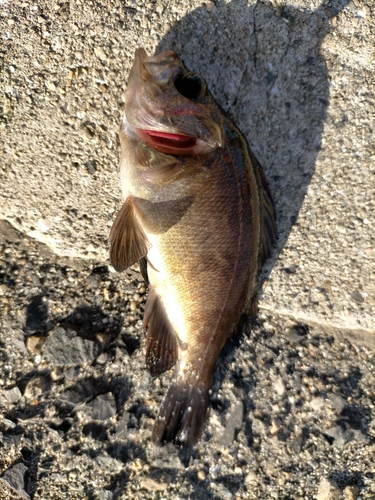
[143,287,178,377]
[109,197,149,272]
[250,150,277,268]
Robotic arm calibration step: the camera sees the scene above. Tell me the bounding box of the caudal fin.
[152,378,210,446]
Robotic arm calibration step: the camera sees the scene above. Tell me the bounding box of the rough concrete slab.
[1,1,374,339]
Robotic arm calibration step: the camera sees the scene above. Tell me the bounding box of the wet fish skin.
[109,48,277,446]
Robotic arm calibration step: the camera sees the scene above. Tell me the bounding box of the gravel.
[0,220,374,499]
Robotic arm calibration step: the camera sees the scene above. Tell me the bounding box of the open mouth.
[135,128,197,155]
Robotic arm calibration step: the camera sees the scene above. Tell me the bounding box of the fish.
[109,48,277,446]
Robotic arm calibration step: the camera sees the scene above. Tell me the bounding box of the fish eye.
[174,74,205,100]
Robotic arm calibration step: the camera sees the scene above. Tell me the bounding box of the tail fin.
[152,378,210,447]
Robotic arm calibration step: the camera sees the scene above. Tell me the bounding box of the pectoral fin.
[143,287,178,377]
[109,198,149,272]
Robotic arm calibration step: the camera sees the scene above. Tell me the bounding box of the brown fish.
[109,48,277,446]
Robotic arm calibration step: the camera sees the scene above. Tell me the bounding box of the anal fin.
[143,288,178,376]
[109,197,149,272]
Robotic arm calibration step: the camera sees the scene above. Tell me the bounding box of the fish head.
[124,48,223,156]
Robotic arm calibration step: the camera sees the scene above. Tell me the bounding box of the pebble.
[245,470,257,484]
[270,418,281,435]
[316,478,342,500]
[310,396,325,411]
[197,470,206,481]
[329,394,346,414]
[219,401,243,446]
[4,387,22,404]
[343,485,359,500]
[351,290,364,303]
[209,466,220,480]
[273,377,286,396]
[2,463,30,500]
[44,327,101,365]
[85,160,97,174]
[24,375,50,400]
[139,476,170,491]
[84,392,116,421]
[324,426,348,449]
[150,443,185,470]
[0,418,17,431]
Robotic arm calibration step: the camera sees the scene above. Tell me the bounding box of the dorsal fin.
[109,197,149,272]
[143,287,178,377]
[250,150,277,269]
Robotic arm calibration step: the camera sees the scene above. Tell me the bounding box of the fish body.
[110,49,277,446]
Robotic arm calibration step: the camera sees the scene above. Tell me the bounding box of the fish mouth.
[135,128,197,155]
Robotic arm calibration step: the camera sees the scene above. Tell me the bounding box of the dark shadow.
[156,0,350,266]
[328,470,365,490]
[24,294,49,336]
[60,304,122,339]
[21,446,42,499]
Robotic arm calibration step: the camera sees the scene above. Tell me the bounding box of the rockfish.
[109,48,277,446]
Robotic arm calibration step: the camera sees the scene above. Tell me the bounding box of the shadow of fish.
[109,48,277,446]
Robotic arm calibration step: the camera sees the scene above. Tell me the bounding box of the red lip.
[135,128,197,155]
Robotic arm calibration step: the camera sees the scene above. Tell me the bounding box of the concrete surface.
[1,0,373,341]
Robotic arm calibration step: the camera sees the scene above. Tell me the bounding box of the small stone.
[197,470,206,481]
[84,392,116,420]
[310,396,325,411]
[4,387,22,404]
[351,290,364,303]
[150,442,185,470]
[139,476,169,491]
[273,377,286,396]
[245,470,257,484]
[85,160,97,174]
[44,327,101,366]
[324,426,346,449]
[95,352,108,365]
[2,463,30,499]
[97,490,113,500]
[24,375,50,400]
[26,335,45,355]
[316,478,341,500]
[205,1,216,12]
[94,451,122,474]
[209,466,220,480]
[114,411,130,438]
[343,485,359,500]
[0,418,17,432]
[286,325,306,342]
[60,379,98,404]
[12,338,28,355]
[329,395,346,414]
[270,418,281,435]
[219,401,243,446]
